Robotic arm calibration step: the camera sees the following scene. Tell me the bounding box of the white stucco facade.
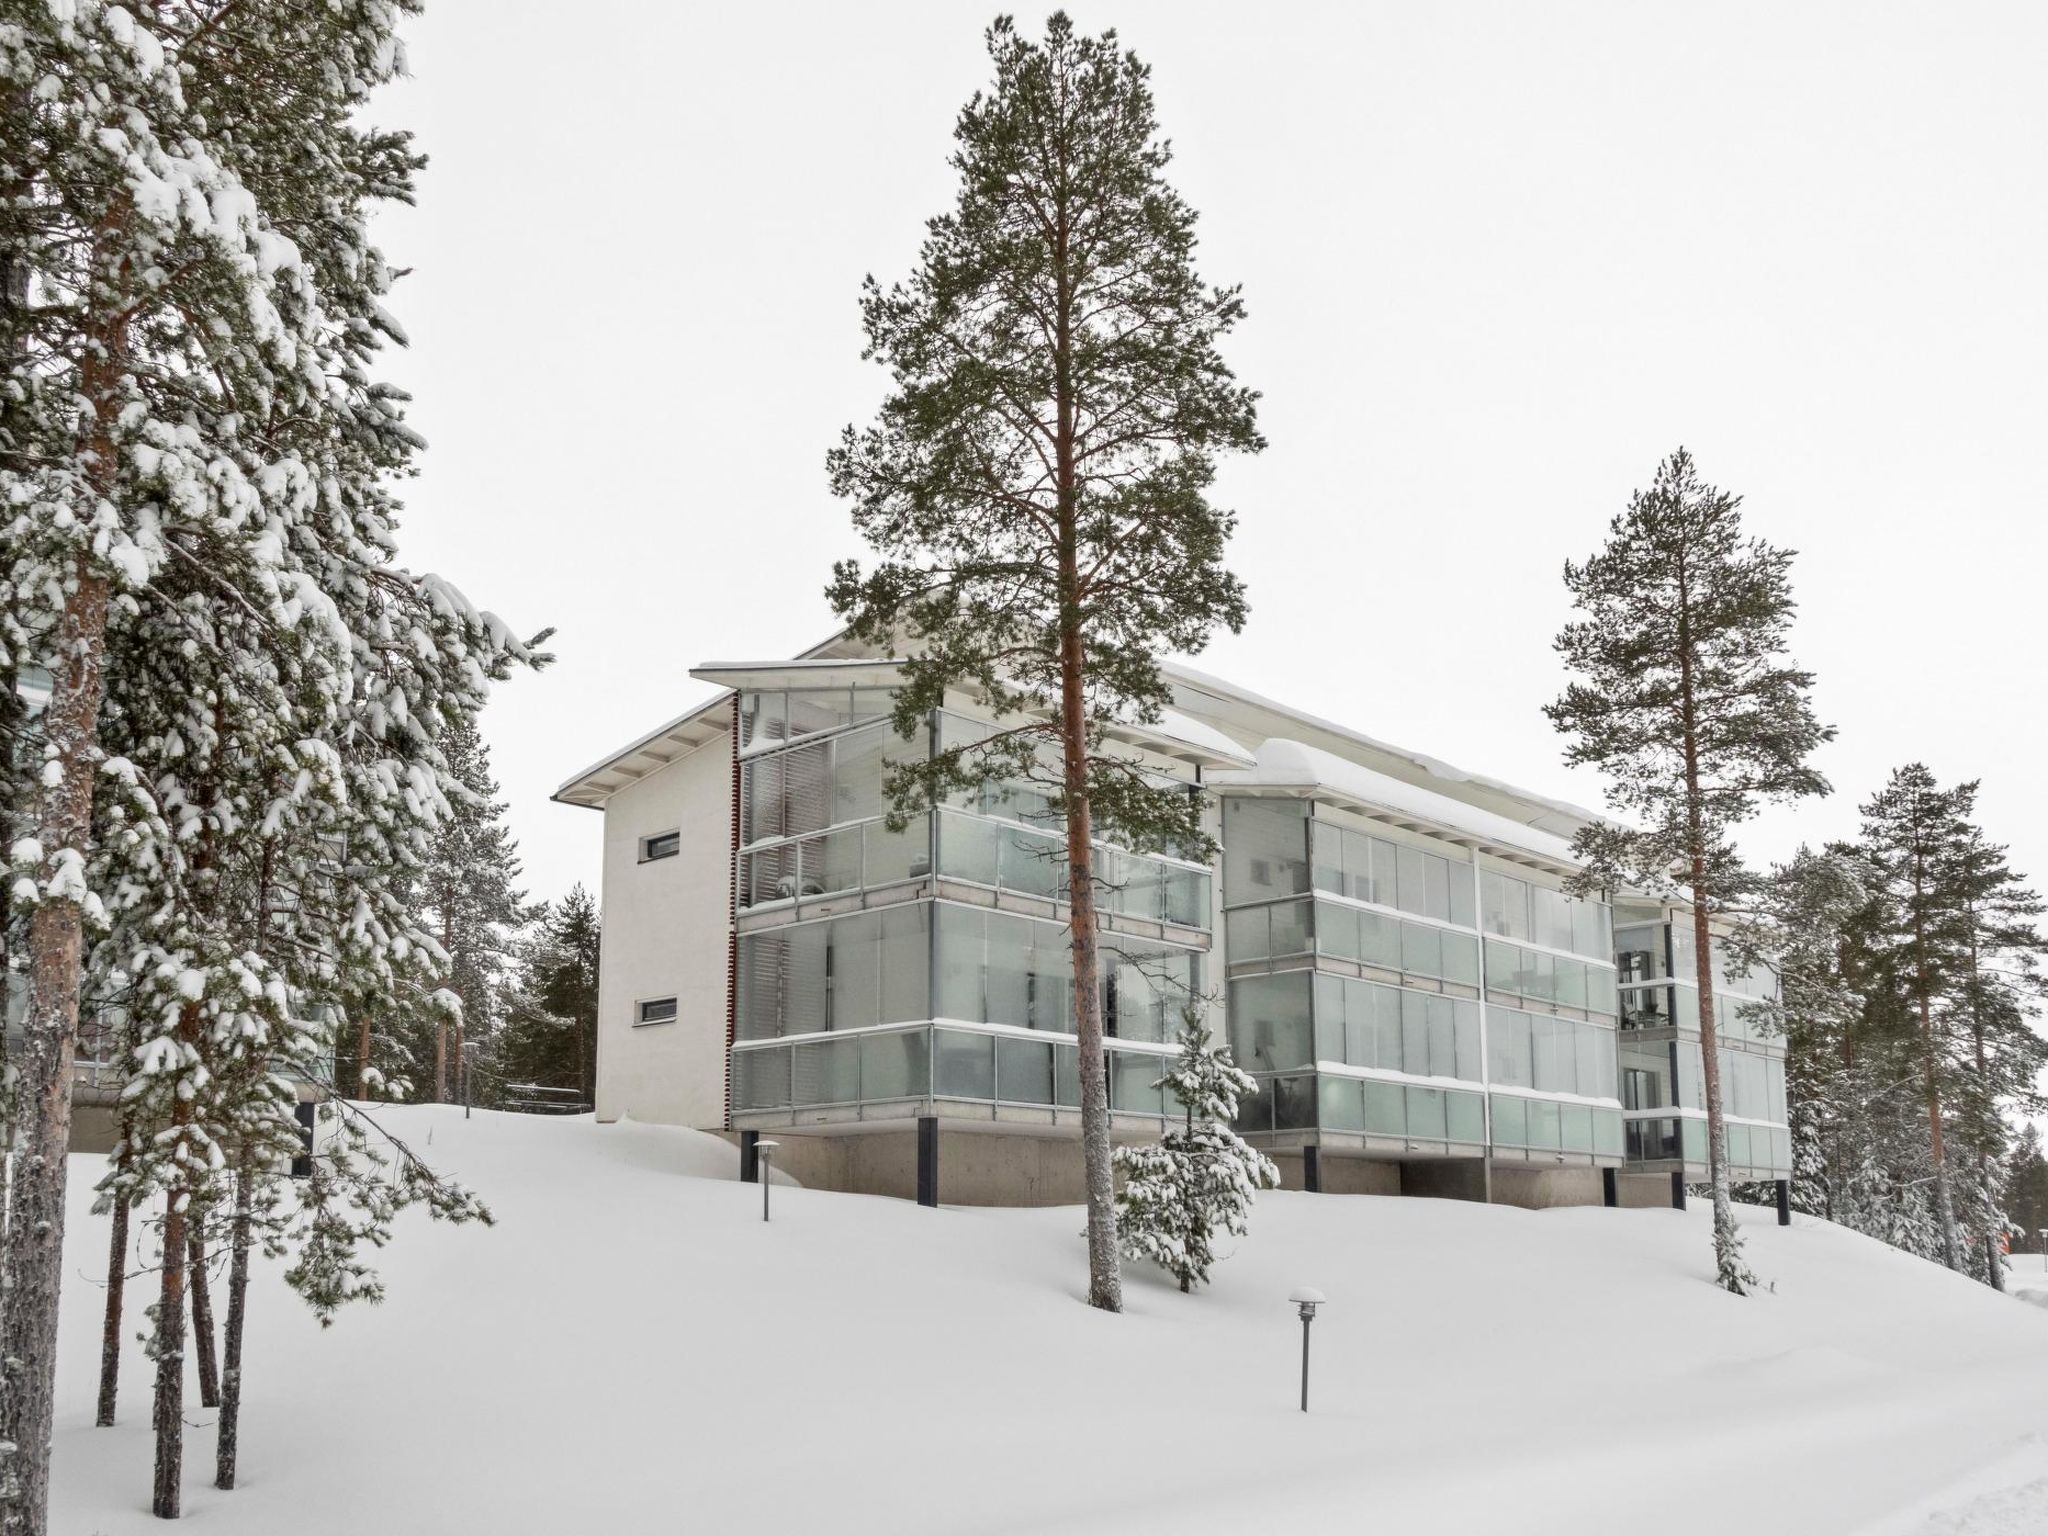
[593,717,732,1130]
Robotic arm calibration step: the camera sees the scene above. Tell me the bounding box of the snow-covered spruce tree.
[1546,448,1833,1296]
[94,503,530,1509]
[1947,814,2044,1288]
[1114,1013,1276,1293]
[413,717,530,1105]
[1760,847,1868,1220]
[2,2,538,1523]
[826,13,1261,1314]
[2007,1126,2048,1259]
[496,885,602,1105]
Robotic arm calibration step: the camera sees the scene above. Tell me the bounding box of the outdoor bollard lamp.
[1289,1287,1325,1412]
[758,1139,780,1223]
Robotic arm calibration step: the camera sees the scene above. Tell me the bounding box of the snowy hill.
[53,1108,2048,1535]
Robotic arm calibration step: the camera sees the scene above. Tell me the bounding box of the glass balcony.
[934,809,1211,928]
[738,817,930,910]
[730,1024,1180,1121]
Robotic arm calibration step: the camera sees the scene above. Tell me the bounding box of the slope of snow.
[51,1108,2048,1535]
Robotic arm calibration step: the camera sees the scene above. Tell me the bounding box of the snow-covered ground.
[51,1108,2048,1534]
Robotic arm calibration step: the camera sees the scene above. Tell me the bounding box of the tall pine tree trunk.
[356,1013,371,1098]
[1054,236,1120,1313]
[96,1193,131,1426]
[1060,630,1118,1312]
[97,1099,140,1427]
[189,1220,220,1408]
[1674,560,1749,1295]
[215,1157,255,1491]
[1687,891,1746,1293]
[435,905,452,1102]
[152,1059,197,1519]
[1965,922,2004,1291]
[1911,886,1961,1271]
[0,212,127,1525]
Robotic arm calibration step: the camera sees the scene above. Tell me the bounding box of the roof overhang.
[552,697,731,810]
[687,658,912,693]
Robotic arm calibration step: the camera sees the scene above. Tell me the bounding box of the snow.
[52,1106,2048,1535]
[1211,737,1583,866]
[1146,707,1256,767]
[1163,660,1609,832]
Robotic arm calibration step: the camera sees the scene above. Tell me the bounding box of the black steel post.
[1302,1144,1321,1194]
[1775,1178,1791,1226]
[739,1129,759,1184]
[1670,1170,1687,1211]
[1300,1314,1311,1412]
[916,1116,938,1208]
[1602,1166,1618,1208]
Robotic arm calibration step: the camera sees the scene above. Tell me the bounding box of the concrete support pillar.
[1670,1170,1687,1211]
[1601,1167,1618,1208]
[1775,1178,1791,1226]
[1302,1144,1322,1194]
[739,1129,760,1184]
[916,1116,939,1208]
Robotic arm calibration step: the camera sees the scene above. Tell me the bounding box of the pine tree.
[1114,1014,1277,1293]
[496,886,601,1105]
[415,717,532,1105]
[1855,765,1976,1274]
[1945,812,2043,1288]
[826,13,1261,1314]
[1547,448,1833,1296]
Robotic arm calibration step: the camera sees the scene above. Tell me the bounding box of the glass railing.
[1234,1071,1488,1146]
[1616,981,1778,1044]
[1484,938,1618,1017]
[934,809,1210,929]
[738,816,930,910]
[1622,1114,1788,1173]
[1317,900,1480,987]
[730,1024,1179,1119]
[1488,1096,1625,1157]
[1225,897,1482,992]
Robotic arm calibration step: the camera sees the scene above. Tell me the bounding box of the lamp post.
[1289,1287,1325,1412]
[758,1139,780,1222]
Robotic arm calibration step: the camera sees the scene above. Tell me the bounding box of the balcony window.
[1224,797,1308,900]
[1228,972,1314,1074]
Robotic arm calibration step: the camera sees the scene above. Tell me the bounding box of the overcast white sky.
[375,1,2047,913]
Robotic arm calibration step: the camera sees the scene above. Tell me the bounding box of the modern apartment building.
[555,634,1791,1212]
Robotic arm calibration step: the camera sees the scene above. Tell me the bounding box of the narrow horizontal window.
[637,997,678,1026]
[640,830,680,863]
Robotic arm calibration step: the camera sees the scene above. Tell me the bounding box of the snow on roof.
[1210,738,1583,869]
[1162,661,1605,835]
[1110,706,1256,769]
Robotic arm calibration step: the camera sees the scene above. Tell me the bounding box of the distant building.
[555,634,1789,1211]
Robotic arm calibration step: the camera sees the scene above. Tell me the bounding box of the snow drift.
[53,1107,2048,1535]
